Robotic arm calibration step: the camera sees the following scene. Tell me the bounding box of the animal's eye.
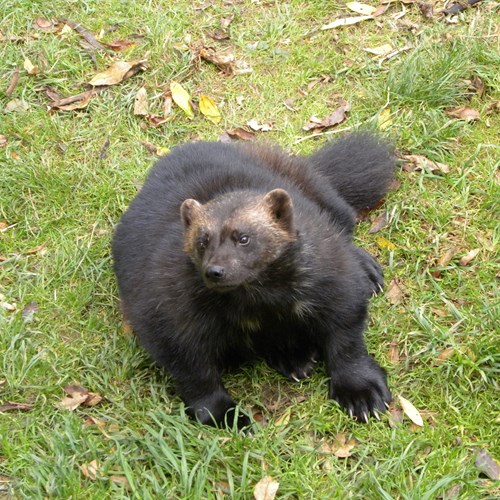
[238,234,250,246]
[198,234,209,250]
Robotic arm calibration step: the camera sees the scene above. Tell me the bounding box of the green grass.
[1,0,499,498]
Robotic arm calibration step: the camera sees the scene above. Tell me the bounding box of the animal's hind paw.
[266,352,318,382]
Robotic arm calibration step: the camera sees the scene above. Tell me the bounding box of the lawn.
[1,0,499,498]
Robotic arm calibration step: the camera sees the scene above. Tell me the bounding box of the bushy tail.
[308,132,396,212]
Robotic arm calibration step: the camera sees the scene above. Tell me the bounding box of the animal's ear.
[262,189,294,233]
[180,199,204,228]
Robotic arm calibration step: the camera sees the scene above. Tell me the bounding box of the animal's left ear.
[262,188,294,233]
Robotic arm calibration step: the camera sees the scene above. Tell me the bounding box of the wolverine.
[112,133,395,428]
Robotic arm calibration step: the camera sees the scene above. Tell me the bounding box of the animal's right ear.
[180,199,203,228]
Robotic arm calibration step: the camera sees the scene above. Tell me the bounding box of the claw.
[291,374,300,382]
[311,358,318,364]
[378,283,384,293]
[348,408,354,419]
[373,410,381,421]
[385,401,390,409]
[362,412,369,423]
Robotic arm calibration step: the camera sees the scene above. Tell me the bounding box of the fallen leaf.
[274,407,291,427]
[133,87,148,116]
[247,119,273,132]
[346,2,377,15]
[253,476,279,500]
[108,475,131,489]
[0,401,34,412]
[199,95,221,124]
[224,127,256,141]
[388,340,400,364]
[209,29,230,41]
[388,405,404,428]
[386,279,404,305]
[443,484,464,499]
[88,60,147,86]
[199,46,235,74]
[221,13,235,28]
[23,58,39,75]
[398,395,424,426]
[99,136,110,160]
[459,248,480,266]
[22,301,38,322]
[445,106,480,121]
[333,434,357,458]
[475,449,500,480]
[144,114,171,127]
[140,141,169,156]
[431,247,458,278]
[363,43,394,56]
[303,100,350,131]
[369,212,388,233]
[80,460,101,480]
[102,39,137,51]
[4,99,30,113]
[376,236,396,251]
[321,16,374,30]
[436,347,455,361]
[56,384,103,411]
[0,135,7,147]
[469,75,485,97]
[378,107,392,130]
[417,2,434,17]
[402,154,450,174]
[49,90,94,111]
[170,81,194,119]
[33,17,58,31]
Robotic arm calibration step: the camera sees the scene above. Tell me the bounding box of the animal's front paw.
[329,356,391,422]
[187,390,251,429]
[266,351,318,382]
[352,246,384,295]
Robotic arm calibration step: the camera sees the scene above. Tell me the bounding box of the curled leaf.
[170,81,194,119]
[88,60,147,86]
[398,395,424,426]
[199,95,221,124]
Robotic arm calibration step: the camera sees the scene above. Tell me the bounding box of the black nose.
[205,265,225,281]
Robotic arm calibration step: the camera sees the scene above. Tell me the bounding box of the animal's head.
[180,189,296,291]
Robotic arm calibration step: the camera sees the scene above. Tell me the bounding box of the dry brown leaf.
[24,58,39,75]
[469,75,485,97]
[224,127,256,141]
[133,87,149,116]
[0,135,7,148]
[333,434,357,458]
[56,384,103,411]
[80,460,101,480]
[389,340,400,364]
[445,106,480,121]
[60,18,108,51]
[145,114,171,127]
[49,90,94,111]
[369,212,388,234]
[303,100,350,131]
[386,279,404,305]
[459,248,480,266]
[0,401,34,412]
[88,60,147,86]
[431,247,458,278]
[22,301,38,322]
[475,449,500,480]
[247,119,273,132]
[417,2,434,17]
[199,46,235,74]
[402,154,450,174]
[322,15,374,30]
[209,29,230,41]
[5,99,30,113]
[253,476,279,500]
[109,475,131,489]
[139,141,169,156]
[102,39,137,51]
[398,395,424,426]
[24,244,46,255]
[436,347,455,361]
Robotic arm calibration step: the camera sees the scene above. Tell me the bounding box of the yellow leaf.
[23,58,39,75]
[346,2,377,15]
[378,108,392,130]
[398,395,424,427]
[88,60,147,86]
[363,44,393,56]
[274,407,291,427]
[199,95,221,124]
[376,236,396,251]
[170,81,194,119]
